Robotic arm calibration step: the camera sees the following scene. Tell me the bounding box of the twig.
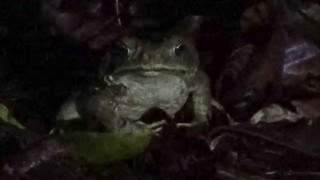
[115,0,122,26]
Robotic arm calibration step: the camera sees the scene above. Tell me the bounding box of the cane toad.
[57,16,212,133]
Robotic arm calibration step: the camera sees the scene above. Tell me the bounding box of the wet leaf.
[61,130,153,165]
[282,38,320,88]
[0,104,24,129]
[250,104,301,124]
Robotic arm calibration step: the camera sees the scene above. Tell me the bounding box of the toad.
[57,16,212,133]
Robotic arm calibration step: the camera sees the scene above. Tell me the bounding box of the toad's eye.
[174,43,186,56]
[120,44,130,56]
[119,43,135,59]
[118,37,139,59]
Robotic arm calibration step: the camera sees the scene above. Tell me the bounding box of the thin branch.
[115,0,122,26]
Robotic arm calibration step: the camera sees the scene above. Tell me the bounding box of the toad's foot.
[176,119,208,135]
[176,120,207,128]
[176,123,193,128]
[136,120,167,135]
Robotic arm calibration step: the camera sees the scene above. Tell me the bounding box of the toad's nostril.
[142,54,149,60]
[154,53,161,61]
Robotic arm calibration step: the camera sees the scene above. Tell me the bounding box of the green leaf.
[0,103,24,129]
[60,131,153,165]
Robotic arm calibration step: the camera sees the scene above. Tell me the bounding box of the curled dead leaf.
[250,104,301,124]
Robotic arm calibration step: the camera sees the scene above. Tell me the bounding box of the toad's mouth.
[113,66,190,76]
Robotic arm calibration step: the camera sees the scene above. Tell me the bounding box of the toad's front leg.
[177,71,212,129]
[75,87,167,134]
